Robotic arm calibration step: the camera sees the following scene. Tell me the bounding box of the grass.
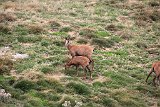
[0,0,160,107]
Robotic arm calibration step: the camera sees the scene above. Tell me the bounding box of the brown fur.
[146,61,160,86]
[65,56,92,80]
[65,38,94,70]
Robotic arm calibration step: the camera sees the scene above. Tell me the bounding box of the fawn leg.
[86,66,92,80]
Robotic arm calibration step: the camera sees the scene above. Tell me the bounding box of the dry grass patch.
[0,12,16,22]
[26,2,41,12]
[0,51,13,75]
[27,24,45,34]
[0,24,12,34]
[134,7,160,26]
[3,1,17,10]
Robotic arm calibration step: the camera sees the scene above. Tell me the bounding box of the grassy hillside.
[0,0,160,107]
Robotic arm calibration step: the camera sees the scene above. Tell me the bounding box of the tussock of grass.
[27,24,45,34]
[14,79,37,92]
[41,39,50,47]
[66,82,91,95]
[0,12,16,22]
[36,79,64,93]
[79,28,97,38]
[101,97,118,107]
[0,56,13,75]
[49,20,61,30]
[0,0,160,106]
[3,1,17,10]
[40,66,54,74]
[0,24,12,34]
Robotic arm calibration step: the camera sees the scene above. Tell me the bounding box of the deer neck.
[67,44,72,50]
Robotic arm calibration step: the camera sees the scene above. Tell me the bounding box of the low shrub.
[14,80,37,92]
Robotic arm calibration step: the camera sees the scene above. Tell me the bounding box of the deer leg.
[146,68,153,83]
[88,57,94,71]
[75,65,79,77]
[153,76,156,86]
[157,75,160,86]
[82,67,87,80]
[86,65,92,80]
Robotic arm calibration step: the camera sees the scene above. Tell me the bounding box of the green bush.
[14,80,37,92]
[41,40,50,47]
[36,79,64,92]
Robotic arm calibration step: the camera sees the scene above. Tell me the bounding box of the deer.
[65,56,93,80]
[146,61,160,86]
[65,37,94,71]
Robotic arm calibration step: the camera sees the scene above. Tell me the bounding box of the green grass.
[0,0,160,106]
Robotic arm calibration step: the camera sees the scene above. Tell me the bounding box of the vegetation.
[0,0,160,107]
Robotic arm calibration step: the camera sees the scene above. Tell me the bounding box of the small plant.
[41,40,50,47]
